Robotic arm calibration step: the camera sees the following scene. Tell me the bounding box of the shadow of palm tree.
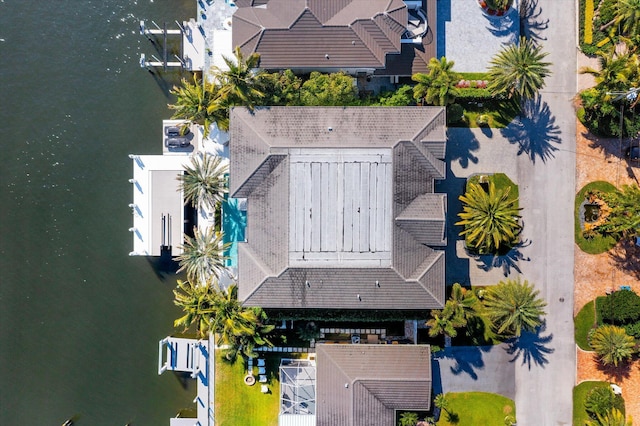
[608,238,640,280]
[504,322,554,369]
[474,239,532,276]
[596,359,634,382]
[434,345,493,380]
[483,7,519,45]
[446,128,481,169]
[519,0,548,43]
[500,96,561,163]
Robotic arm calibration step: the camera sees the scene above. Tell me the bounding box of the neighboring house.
[229,106,447,312]
[232,0,437,76]
[315,344,431,426]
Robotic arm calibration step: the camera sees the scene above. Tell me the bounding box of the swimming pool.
[222,197,247,267]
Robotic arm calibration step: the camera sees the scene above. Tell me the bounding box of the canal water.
[0,1,199,424]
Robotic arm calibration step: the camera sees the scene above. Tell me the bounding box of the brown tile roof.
[230,106,447,310]
[316,344,432,426]
[232,0,409,70]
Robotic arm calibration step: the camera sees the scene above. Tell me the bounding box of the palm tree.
[426,305,466,339]
[486,37,551,103]
[173,279,218,337]
[446,283,480,326]
[434,394,450,415]
[456,182,522,254]
[399,411,419,426]
[168,75,225,137]
[177,152,228,210]
[412,57,460,106]
[599,184,640,237]
[176,226,230,285]
[579,47,639,94]
[616,0,640,38]
[589,325,636,367]
[585,408,633,426]
[212,46,265,111]
[482,279,547,338]
[212,284,275,361]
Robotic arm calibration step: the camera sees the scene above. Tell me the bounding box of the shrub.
[583,0,594,45]
[585,386,625,419]
[598,290,640,324]
[623,321,640,338]
[447,103,465,124]
[476,114,490,126]
[375,85,415,106]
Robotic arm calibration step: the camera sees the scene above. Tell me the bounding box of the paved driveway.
[440,0,577,422]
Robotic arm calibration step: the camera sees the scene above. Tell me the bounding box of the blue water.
[0,1,199,424]
[222,197,247,267]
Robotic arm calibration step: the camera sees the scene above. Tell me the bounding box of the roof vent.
[328,126,333,131]
[325,54,330,59]
[357,294,361,301]
[345,383,349,388]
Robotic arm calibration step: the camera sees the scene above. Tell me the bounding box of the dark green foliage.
[375,85,415,106]
[398,411,419,426]
[265,309,431,322]
[598,185,640,237]
[299,71,359,106]
[258,70,302,106]
[598,290,640,324]
[447,103,465,124]
[584,386,625,419]
[623,321,640,338]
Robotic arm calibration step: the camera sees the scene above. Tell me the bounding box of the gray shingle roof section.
[233,0,408,70]
[230,106,447,310]
[316,344,431,426]
[396,193,447,246]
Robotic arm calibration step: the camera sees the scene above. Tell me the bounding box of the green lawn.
[575,181,618,254]
[436,392,516,426]
[573,381,612,425]
[575,300,597,350]
[214,353,281,426]
[468,173,519,201]
[458,99,519,129]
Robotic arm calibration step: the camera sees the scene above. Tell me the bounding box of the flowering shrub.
[456,80,488,89]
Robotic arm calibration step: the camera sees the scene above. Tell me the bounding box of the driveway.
[440,0,577,422]
[432,345,515,399]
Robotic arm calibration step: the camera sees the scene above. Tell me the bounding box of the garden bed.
[574,181,618,254]
[573,381,614,425]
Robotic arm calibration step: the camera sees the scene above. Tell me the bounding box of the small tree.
[589,325,636,366]
[300,71,358,106]
[412,57,460,106]
[585,387,625,420]
[398,411,419,426]
[597,289,640,325]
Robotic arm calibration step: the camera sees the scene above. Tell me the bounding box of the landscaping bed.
[574,181,618,254]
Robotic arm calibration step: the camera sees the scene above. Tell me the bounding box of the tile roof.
[316,344,431,426]
[232,0,408,70]
[230,106,447,310]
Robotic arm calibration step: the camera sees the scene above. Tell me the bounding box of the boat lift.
[139,20,185,71]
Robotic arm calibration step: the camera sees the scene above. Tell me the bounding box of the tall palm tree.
[456,182,522,254]
[168,75,225,137]
[482,279,547,338]
[589,325,636,367]
[173,279,218,337]
[585,408,633,426]
[212,46,265,111]
[486,37,551,103]
[176,226,230,285]
[177,152,228,210]
[412,57,460,106]
[212,284,275,361]
[579,47,639,94]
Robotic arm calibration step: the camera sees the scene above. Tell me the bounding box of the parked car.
[165,137,190,148]
[626,145,640,160]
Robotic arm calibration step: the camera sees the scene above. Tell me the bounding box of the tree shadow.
[473,238,532,276]
[500,96,561,164]
[519,0,549,44]
[434,345,493,380]
[596,359,633,382]
[483,6,519,45]
[446,127,481,169]
[504,321,554,369]
[608,238,640,280]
